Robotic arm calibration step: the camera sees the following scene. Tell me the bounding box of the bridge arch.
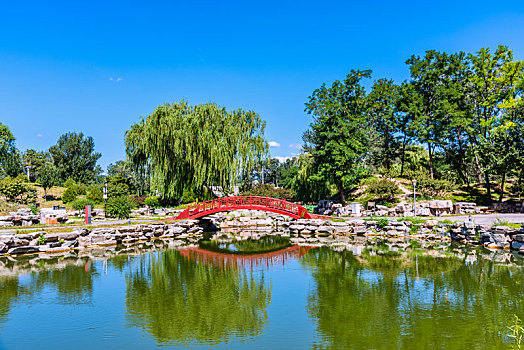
[169,196,313,220]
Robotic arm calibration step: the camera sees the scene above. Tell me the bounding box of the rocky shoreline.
[0,210,523,258]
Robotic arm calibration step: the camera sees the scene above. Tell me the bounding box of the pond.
[0,233,523,349]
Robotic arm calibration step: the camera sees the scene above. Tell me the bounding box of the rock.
[0,242,7,253]
[78,236,92,247]
[7,246,40,255]
[424,220,439,228]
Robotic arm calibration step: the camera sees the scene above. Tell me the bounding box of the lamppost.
[412,179,417,217]
[103,180,108,218]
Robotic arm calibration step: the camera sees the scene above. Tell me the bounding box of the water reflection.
[302,245,524,349]
[125,249,271,346]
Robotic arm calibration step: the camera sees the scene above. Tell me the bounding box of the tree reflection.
[125,249,271,345]
[302,247,524,349]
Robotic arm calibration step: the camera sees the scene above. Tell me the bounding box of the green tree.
[464,45,524,202]
[48,132,102,184]
[38,162,57,200]
[367,79,403,171]
[22,149,45,182]
[125,101,268,200]
[304,70,371,203]
[0,123,21,178]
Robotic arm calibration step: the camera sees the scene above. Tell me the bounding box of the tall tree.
[38,162,57,200]
[0,123,22,177]
[125,101,268,200]
[465,45,524,201]
[367,79,402,171]
[22,149,45,182]
[48,132,102,184]
[304,70,371,203]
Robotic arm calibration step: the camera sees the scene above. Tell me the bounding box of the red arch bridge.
[169,195,317,220]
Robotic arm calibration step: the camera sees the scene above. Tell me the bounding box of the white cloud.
[274,156,291,163]
[268,141,281,147]
[289,143,302,150]
[37,134,43,137]
[116,77,122,82]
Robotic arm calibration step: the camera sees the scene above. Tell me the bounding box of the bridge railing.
[187,195,304,217]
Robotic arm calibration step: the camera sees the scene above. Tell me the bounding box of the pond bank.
[0,210,523,257]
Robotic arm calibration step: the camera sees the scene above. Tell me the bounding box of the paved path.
[433,213,524,225]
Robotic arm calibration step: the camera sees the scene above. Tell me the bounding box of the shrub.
[367,179,400,203]
[73,183,87,195]
[64,178,76,188]
[377,218,389,229]
[71,198,95,211]
[30,205,39,215]
[144,196,160,208]
[106,196,135,219]
[132,196,147,207]
[0,176,37,204]
[180,188,198,204]
[86,184,103,203]
[62,187,78,204]
[411,173,454,197]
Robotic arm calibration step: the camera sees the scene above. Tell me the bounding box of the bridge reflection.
[178,245,316,270]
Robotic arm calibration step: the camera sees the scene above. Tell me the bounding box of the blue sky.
[1,0,523,169]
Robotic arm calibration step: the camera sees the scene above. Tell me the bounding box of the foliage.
[125,101,268,200]
[107,159,150,196]
[367,178,400,203]
[64,178,75,188]
[304,70,371,203]
[37,234,45,245]
[37,162,57,200]
[493,218,522,229]
[29,205,39,215]
[48,132,102,184]
[0,122,22,177]
[377,218,389,229]
[180,188,198,204]
[107,173,132,198]
[71,198,95,211]
[144,196,160,208]
[241,183,295,201]
[508,315,524,349]
[86,184,103,203]
[61,187,78,204]
[414,172,454,197]
[22,149,45,182]
[106,196,135,219]
[0,176,37,203]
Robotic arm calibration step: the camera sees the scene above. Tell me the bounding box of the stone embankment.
[0,219,214,257]
[214,211,524,252]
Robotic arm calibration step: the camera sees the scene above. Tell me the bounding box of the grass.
[398,217,427,224]
[493,218,522,229]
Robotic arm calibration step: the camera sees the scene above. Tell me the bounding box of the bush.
[73,183,87,195]
[62,187,78,204]
[71,198,95,211]
[180,188,198,204]
[64,178,76,188]
[86,184,103,203]
[144,196,160,208]
[377,218,389,229]
[414,174,454,198]
[132,196,147,207]
[0,176,37,204]
[367,179,400,203]
[241,183,295,201]
[106,196,135,219]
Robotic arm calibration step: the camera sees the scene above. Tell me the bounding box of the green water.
[0,236,523,349]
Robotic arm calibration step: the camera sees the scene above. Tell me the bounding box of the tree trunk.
[339,182,346,204]
[484,171,492,204]
[499,172,506,203]
[400,135,407,177]
[428,142,434,179]
[473,154,483,185]
[44,188,47,201]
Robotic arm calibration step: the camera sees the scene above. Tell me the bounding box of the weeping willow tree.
[125,101,268,200]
